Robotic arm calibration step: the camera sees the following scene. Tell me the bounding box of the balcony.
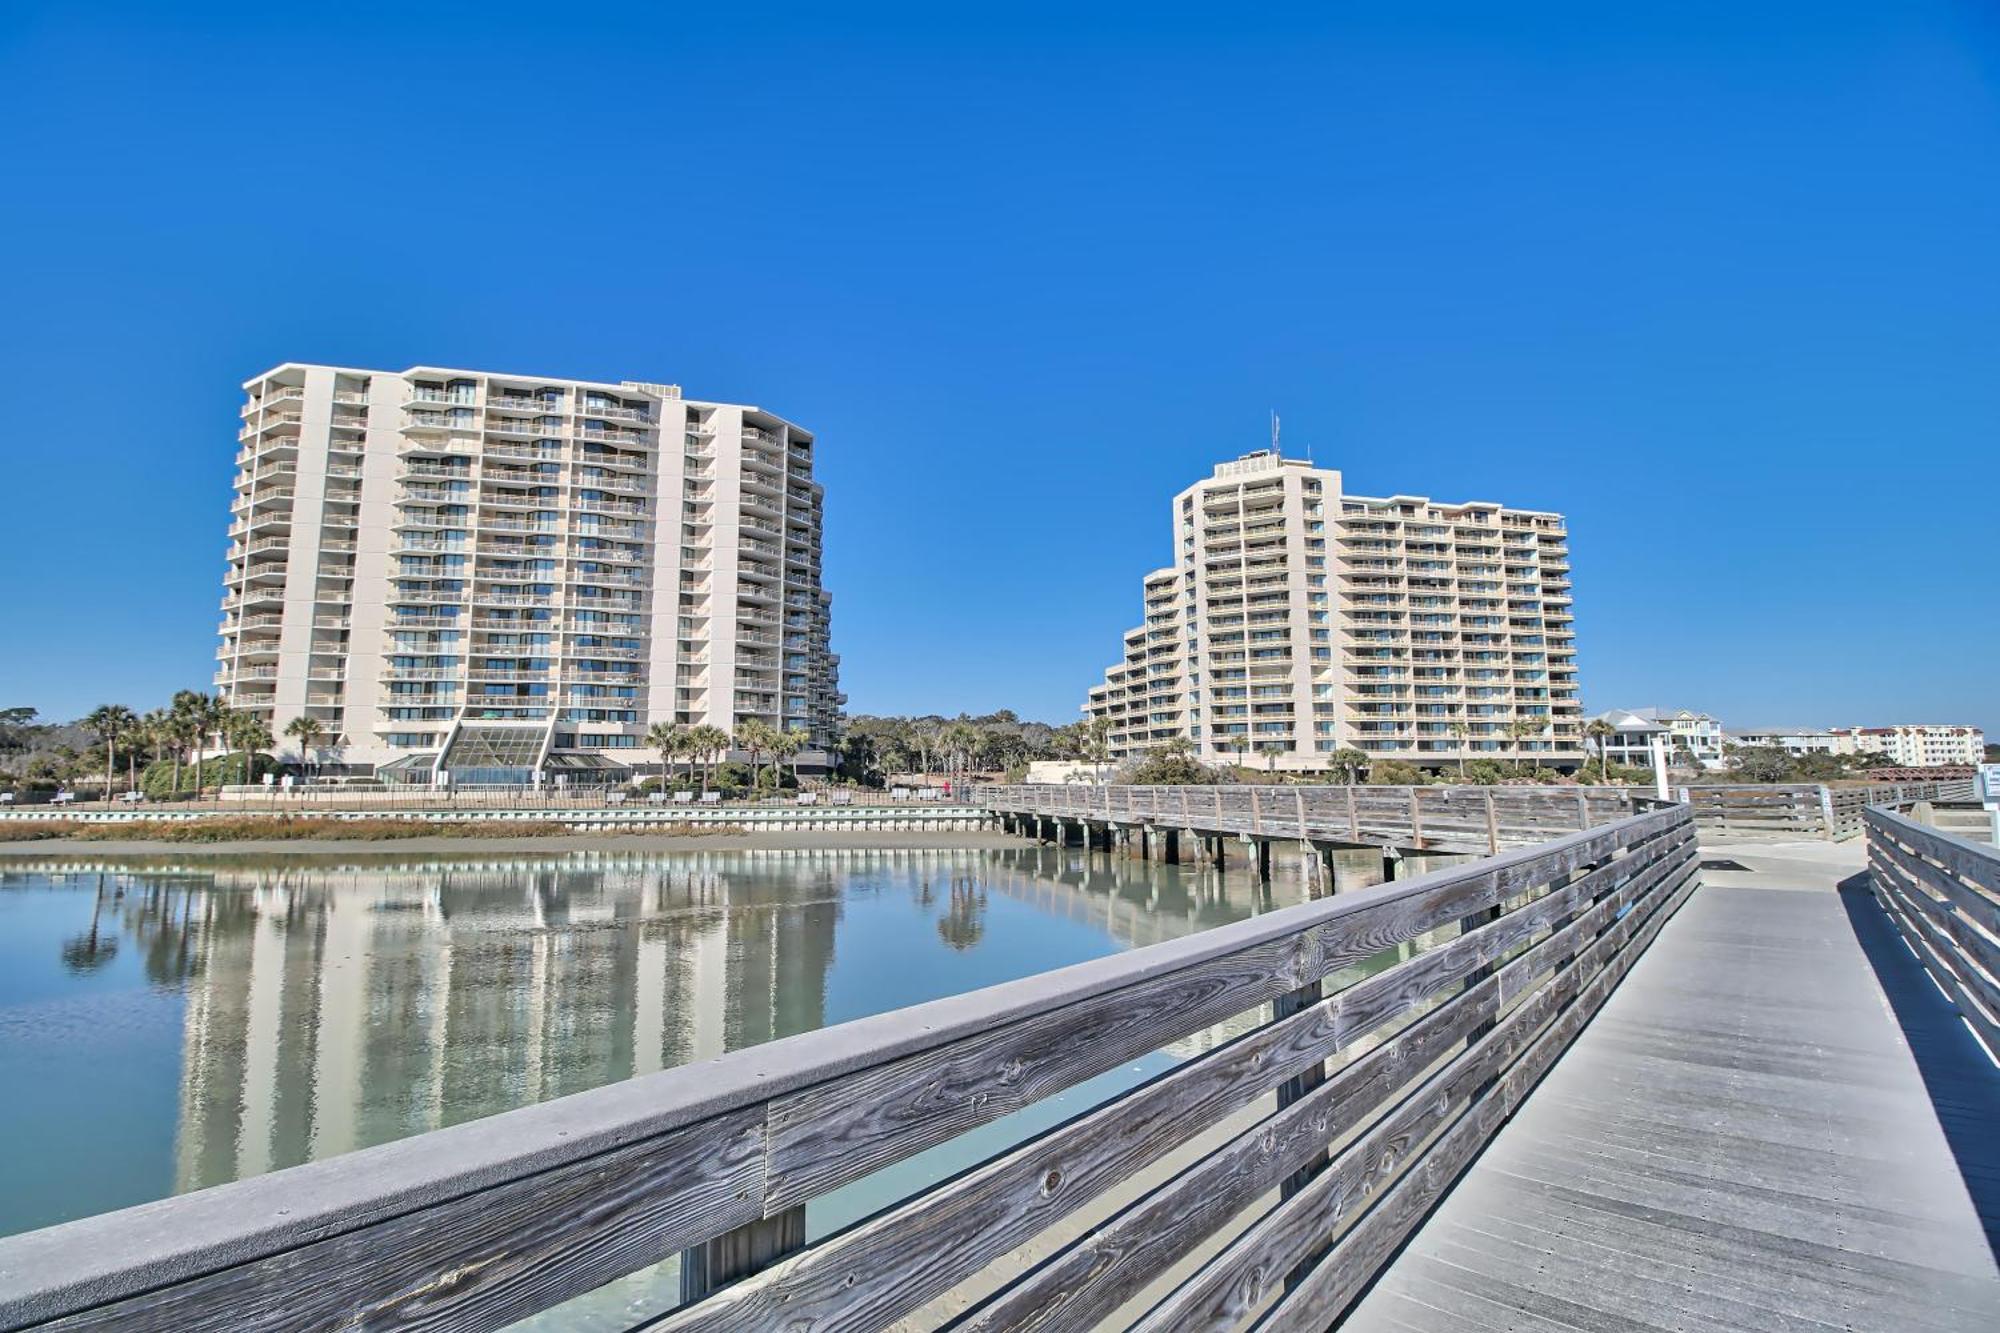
[576,498,646,517]
[576,424,647,446]
[489,394,565,415]
[580,401,651,424]
[241,387,305,417]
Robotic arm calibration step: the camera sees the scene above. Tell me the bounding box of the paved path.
[1343,839,2000,1333]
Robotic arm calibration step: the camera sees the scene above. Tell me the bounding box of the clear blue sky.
[1,1,1994,732]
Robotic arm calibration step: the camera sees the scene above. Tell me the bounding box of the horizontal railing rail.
[0,804,1699,1332]
[977,782,1662,853]
[1680,779,1975,841]
[1865,805,2000,1057]
[1825,779,1975,839]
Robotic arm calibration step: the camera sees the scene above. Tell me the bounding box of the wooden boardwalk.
[1344,841,2000,1333]
[6,806,1998,1332]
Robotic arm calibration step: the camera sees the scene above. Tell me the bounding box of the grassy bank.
[0,817,746,844]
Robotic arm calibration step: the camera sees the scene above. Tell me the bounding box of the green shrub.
[140,751,279,799]
[1365,760,1430,786]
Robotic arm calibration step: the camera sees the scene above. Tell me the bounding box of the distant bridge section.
[976,782,1663,879]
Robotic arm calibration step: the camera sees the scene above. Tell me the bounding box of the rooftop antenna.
[1271,410,1311,464]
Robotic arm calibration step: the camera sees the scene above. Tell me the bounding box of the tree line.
[833,711,1113,787]
[0,694,317,799]
[641,719,816,794]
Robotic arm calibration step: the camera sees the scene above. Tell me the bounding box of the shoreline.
[0,828,1029,859]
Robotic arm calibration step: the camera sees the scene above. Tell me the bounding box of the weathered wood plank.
[1252,873,1698,1332]
[1873,858,2000,1055]
[943,840,1695,1333]
[1868,808,2000,1056]
[14,1106,767,1333]
[1126,860,1695,1332]
[652,959,1361,1329]
[1873,820,2000,928]
[1870,844,2000,997]
[760,816,1681,1212]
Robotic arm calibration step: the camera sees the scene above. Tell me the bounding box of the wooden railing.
[977,783,1657,854]
[1681,779,1975,842]
[1826,780,1974,839]
[0,805,1699,1333]
[1865,806,2000,1057]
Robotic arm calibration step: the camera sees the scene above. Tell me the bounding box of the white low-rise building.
[1592,709,1726,770]
[1726,724,1985,768]
[1727,727,1847,756]
[1832,725,1984,768]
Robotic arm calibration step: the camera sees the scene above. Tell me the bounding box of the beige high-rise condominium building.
[1086,450,1583,774]
[217,363,841,782]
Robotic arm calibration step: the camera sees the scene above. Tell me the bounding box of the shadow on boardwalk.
[1840,871,2000,1261]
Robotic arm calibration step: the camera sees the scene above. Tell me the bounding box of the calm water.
[0,843,1432,1327]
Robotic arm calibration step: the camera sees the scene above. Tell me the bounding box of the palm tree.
[226,710,273,786]
[1327,747,1369,785]
[645,721,685,787]
[775,728,806,790]
[173,691,225,799]
[690,724,730,793]
[911,720,944,778]
[1448,719,1472,781]
[1508,715,1546,777]
[140,709,177,798]
[671,726,696,786]
[85,705,136,801]
[1082,717,1114,779]
[942,720,982,789]
[132,709,167,793]
[736,719,781,793]
[284,715,327,777]
[1583,717,1616,782]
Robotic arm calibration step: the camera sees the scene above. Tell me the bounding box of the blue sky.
[1,2,1995,732]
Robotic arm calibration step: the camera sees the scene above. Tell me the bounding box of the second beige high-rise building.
[1086,450,1582,774]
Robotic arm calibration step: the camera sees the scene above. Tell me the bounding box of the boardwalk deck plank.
[1342,848,2000,1333]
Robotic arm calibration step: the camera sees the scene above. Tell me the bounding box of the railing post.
[1348,785,1360,841]
[1817,785,1838,842]
[1484,789,1500,854]
[1409,786,1424,848]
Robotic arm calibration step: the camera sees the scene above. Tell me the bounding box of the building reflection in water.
[17,843,1346,1204]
